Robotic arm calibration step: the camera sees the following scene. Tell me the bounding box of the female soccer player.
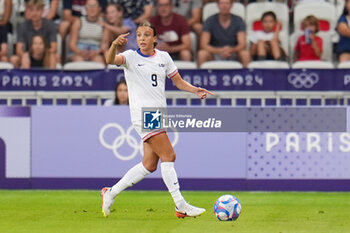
[102,22,213,218]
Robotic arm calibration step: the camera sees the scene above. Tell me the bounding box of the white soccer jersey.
[119,49,178,139]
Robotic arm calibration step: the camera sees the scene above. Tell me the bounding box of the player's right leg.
[101,143,157,217]
[146,132,206,218]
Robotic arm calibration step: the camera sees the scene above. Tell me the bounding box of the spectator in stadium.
[249,11,286,61]
[21,35,55,68]
[336,0,350,63]
[104,79,129,106]
[24,0,59,21]
[294,15,322,61]
[0,29,8,62]
[108,0,153,24]
[68,0,109,63]
[101,3,138,53]
[58,0,107,63]
[0,0,11,62]
[150,0,192,61]
[197,0,250,67]
[172,0,202,37]
[59,0,107,39]
[10,0,57,68]
[0,0,12,61]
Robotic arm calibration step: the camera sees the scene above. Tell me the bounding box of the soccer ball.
[213,194,241,221]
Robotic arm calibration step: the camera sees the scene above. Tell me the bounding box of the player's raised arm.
[105,32,130,65]
[171,73,214,99]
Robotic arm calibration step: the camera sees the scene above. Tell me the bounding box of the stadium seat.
[174,61,197,69]
[292,60,335,68]
[0,62,14,69]
[317,32,334,62]
[0,62,13,70]
[63,61,106,70]
[337,61,350,68]
[246,2,289,55]
[200,61,243,69]
[202,2,245,22]
[56,63,62,70]
[247,61,290,69]
[293,2,336,34]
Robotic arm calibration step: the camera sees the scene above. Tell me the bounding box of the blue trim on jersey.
[137,48,156,57]
[137,48,150,57]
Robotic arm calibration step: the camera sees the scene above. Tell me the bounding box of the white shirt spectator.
[249,31,275,44]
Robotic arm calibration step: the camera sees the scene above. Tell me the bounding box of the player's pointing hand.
[196,87,214,99]
[113,32,130,46]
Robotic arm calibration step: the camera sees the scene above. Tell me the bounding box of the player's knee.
[163,151,176,162]
[143,161,157,173]
[171,151,176,161]
[146,164,157,173]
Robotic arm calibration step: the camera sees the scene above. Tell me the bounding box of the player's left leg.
[101,142,157,217]
[146,132,206,218]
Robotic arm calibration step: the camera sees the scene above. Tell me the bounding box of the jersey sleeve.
[164,52,178,79]
[118,49,134,68]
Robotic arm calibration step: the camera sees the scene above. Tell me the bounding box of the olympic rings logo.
[99,123,179,161]
[287,72,319,89]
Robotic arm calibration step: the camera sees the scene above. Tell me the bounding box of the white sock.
[161,162,186,209]
[110,162,151,198]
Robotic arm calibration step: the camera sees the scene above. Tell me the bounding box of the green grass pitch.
[0,190,349,233]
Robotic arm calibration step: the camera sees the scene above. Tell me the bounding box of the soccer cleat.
[175,202,206,218]
[101,187,114,217]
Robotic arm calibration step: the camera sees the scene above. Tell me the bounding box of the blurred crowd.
[0,0,349,69]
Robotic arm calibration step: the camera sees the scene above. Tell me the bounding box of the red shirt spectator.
[295,35,323,61]
[150,0,192,61]
[150,13,189,47]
